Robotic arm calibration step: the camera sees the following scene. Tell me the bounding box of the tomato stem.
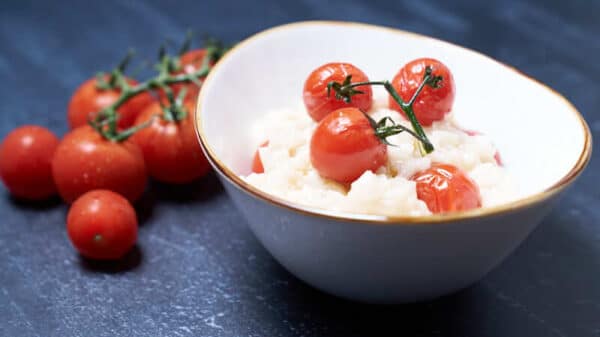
[160,86,189,122]
[327,67,441,154]
[89,39,228,142]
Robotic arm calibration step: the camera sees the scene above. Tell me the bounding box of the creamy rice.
[243,103,516,217]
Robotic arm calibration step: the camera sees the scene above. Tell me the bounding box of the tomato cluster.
[0,47,216,260]
[254,58,490,214]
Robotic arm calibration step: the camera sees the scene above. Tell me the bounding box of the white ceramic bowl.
[195,21,592,303]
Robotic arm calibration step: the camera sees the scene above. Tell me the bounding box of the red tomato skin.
[162,49,213,102]
[411,163,481,214]
[52,126,147,203]
[67,190,137,260]
[310,108,387,183]
[389,58,455,126]
[68,76,155,130]
[303,63,373,122]
[0,126,59,200]
[131,100,211,184]
[251,141,269,174]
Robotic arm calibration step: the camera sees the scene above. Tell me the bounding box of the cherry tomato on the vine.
[411,163,481,214]
[165,49,215,101]
[68,76,155,130]
[67,190,137,260]
[303,63,373,122]
[0,126,59,200]
[251,140,269,174]
[52,125,147,203]
[389,58,455,126]
[310,107,386,183]
[131,99,211,184]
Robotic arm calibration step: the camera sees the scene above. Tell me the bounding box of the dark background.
[1,0,599,336]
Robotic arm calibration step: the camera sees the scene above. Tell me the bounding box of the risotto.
[243,105,516,217]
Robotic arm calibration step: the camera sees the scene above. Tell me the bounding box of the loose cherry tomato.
[52,125,147,203]
[251,141,269,174]
[389,58,455,126]
[0,126,59,200]
[463,129,503,166]
[131,99,211,184]
[67,190,137,260]
[68,76,155,130]
[411,163,481,214]
[310,108,386,183]
[303,63,373,122]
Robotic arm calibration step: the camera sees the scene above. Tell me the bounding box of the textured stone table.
[0,0,598,336]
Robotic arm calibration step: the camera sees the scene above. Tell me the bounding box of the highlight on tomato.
[411,163,482,213]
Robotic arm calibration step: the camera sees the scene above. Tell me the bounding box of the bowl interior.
[197,22,588,202]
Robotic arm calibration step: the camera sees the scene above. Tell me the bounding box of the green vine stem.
[327,66,443,154]
[90,39,228,142]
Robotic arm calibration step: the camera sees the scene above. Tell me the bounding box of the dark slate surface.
[0,0,598,336]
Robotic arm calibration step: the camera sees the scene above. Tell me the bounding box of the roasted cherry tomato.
[303,63,373,122]
[68,76,155,130]
[67,190,137,260]
[310,107,386,183]
[411,163,481,214]
[251,140,269,174]
[0,126,59,200]
[131,99,211,184]
[52,125,147,203]
[389,58,455,126]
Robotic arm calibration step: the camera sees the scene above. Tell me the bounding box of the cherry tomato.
[164,49,214,101]
[0,126,59,200]
[67,190,137,260]
[251,141,269,174]
[389,58,455,126]
[303,63,373,122]
[52,125,147,203]
[463,129,503,166]
[310,108,386,183]
[411,163,481,214]
[131,99,211,184]
[68,76,155,130]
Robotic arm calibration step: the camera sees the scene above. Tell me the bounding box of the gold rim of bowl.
[194,20,593,225]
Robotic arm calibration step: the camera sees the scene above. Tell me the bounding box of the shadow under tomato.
[78,245,143,274]
[133,172,224,227]
[134,190,155,227]
[7,194,63,210]
[150,171,224,203]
